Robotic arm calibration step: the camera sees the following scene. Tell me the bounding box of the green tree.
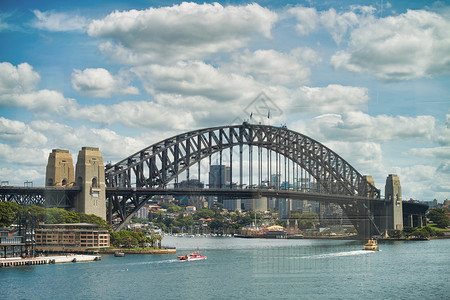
[194,209,214,220]
[0,201,20,227]
[427,209,450,229]
[290,212,319,229]
[110,230,142,248]
[27,205,46,223]
[45,207,68,224]
[411,228,430,239]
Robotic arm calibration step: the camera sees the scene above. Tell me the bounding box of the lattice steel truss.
[0,187,80,208]
[105,123,382,236]
[106,123,380,198]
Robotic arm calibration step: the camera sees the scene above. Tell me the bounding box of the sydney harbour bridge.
[0,123,428,238]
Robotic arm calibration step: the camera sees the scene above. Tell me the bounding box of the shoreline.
[0,254,101,268]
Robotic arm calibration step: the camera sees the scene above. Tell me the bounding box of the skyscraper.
[209,165,231,188]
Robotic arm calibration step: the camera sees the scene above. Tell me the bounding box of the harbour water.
[1,237,449,299]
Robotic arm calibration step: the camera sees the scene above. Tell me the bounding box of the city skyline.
[0,0,449,201]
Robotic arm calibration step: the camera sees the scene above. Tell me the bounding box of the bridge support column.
[45,149,74,187]
[385,174,403,232]
[74,147,106,220]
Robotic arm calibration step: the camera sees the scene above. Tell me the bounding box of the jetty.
[0,254,101,268]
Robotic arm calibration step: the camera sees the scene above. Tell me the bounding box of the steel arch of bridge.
[105,123,382,235]
[106,123,380,198]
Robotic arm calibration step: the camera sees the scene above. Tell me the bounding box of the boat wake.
[127,259,179,266]
[299,250,376,259]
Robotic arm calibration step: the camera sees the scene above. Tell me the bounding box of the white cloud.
[0,62,40,94]
[71,68,138,98]
[319,8,361,45]
[0,143,49,166]
[289,5,376,44]
[1,89,77,113]
[288,6,320,35]
[288,84,369,114]
[393,165,450,200]
[0,167,44,185]
[291,111,435,142]
[132,61,262,102]
[408,146,450,160]
[331,9,450,80]
[226,48,320,85]
[0,117,47,147]
[88,2,278,63]
[0,62,78,113]
[31,10,88,32]
[68,100,198,131]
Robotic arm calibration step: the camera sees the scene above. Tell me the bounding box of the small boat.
[363,238,379,251]
[177,251,207,261]
[114,251,125,257]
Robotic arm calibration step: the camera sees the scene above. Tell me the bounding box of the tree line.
[0,201,109,229]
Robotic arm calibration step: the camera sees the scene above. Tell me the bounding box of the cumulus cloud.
[71,68,138,98]
[0,117,47,147]
[67,100,199,131]
[1,89,77,113]
[226,48,320,85]
[87,2,278,63]
[288,84,369,114]
[289,5,375,44]
[408,146,450,160]
[31,10,88,32]
[331,10,450,80]
[288,6,320,35]
[393,165,450,200]
[0,62,40,94]
[291,111,435,142]
[0,143,49,166]
[132,61,262,102]
[0,62,78,113]
[0,167,43,185]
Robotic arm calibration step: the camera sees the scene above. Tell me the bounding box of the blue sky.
[0,0,449,201]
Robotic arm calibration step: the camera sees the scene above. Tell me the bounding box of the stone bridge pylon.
[45,147,106,220]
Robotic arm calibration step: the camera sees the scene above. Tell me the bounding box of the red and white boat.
[177,251,207,261]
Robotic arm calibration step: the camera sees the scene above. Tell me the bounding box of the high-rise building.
[223,199,241,211]
[270,174,281,189]
[209,165,231,188]
[278,198,292,220]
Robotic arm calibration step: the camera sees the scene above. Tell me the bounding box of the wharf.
[0,254,101,268]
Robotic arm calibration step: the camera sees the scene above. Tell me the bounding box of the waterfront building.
[35,223,109,252]
[0,228,25,258]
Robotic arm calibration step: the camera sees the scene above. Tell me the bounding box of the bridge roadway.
[106,187,386,205]
[0,185,383,209]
